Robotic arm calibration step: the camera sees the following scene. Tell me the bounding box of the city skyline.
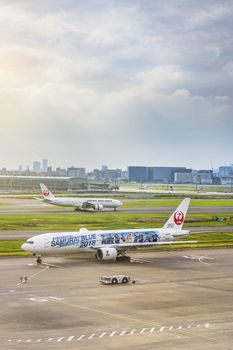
[1,159,233,174]
[0,1,233,169]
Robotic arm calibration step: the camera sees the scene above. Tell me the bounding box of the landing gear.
[116,255,131,262]
[114,208,116,212]
[36,256,42,265]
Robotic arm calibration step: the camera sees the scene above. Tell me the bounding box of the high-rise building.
[33,161,41,173]
[42,159,48,172]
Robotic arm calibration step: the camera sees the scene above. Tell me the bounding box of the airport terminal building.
[0,175,109,193]
[128,166,214,184]
[128,166,190,183]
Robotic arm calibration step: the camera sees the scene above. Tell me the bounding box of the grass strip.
[0,213,233,231]
[122,199,233,208]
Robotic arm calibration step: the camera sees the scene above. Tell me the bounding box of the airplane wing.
[95,241,198,249]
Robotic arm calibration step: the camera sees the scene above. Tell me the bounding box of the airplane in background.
[22,198,196,264]
[39,183,123,212]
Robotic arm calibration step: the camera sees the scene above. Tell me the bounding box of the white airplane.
[39,183,122,211]
[22,198,196,263]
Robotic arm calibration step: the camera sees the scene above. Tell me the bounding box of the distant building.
[128,167,149,182]
[219,166,233,177]
[42,159,48,172]
[33,161,41,173]
[175,170,213,184]
[174,172,193,183]
[129,166,188,183]
[148,167,188,183]
[67,167,85,178]
[55,167,67,176]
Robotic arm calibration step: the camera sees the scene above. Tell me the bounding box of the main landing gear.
[116,255,131,262]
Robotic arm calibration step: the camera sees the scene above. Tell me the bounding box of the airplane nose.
[21,243,27,251]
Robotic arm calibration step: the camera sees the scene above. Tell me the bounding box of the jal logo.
[174,211,184,225]
[43,190,50,197]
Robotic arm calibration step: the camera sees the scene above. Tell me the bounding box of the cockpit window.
[26,240,34,244]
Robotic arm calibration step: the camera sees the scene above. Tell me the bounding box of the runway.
[0,197,232,214]
[1,249,233,349]
[0,197,232,240]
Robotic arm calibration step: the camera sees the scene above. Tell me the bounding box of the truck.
[100,275,132,285]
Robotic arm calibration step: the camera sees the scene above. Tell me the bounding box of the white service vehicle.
[100,275,131,284]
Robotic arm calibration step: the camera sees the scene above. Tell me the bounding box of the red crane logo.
[43,190,50,197]
[174,211,184,225]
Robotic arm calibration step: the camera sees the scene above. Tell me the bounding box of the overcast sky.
[0,0,232,170]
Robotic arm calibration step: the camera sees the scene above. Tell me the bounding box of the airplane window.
[26,240,34,244]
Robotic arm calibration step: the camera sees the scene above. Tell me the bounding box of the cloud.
[0,0,232,169]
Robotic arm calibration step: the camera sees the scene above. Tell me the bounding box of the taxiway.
[1,248,233,349]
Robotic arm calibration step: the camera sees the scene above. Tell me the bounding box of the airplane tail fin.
[40,183,55,200]
[163,198,190,230]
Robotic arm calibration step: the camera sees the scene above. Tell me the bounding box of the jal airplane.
[22,198,196,263]
[39,183,122,211]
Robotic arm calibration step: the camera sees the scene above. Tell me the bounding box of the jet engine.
[96,247,118,261]
[93,204,104,210]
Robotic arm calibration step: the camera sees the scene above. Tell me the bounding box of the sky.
[0,0,233,171]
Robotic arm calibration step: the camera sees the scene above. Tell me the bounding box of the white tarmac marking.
[120,330,127,336]
[78,335,85,340]
[182,255,215,265]
[140,328,147,334]
[6,323,211,344]
[88,333,95,339]
[99,332,106,338]
[48,296,64,301]
[67,336,75,341]
[30,297,48,302]
[57,337,64,342]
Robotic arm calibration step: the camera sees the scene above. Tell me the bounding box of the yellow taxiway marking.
[17,266,49,286]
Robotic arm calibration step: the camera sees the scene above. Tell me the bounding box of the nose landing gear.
[36,256,42,265]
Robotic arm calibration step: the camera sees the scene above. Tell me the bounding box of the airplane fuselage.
[22,227,190,256]
[44,197,122,209]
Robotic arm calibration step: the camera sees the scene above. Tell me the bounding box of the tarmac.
[0,197,233,215]
[1,248,233,349]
